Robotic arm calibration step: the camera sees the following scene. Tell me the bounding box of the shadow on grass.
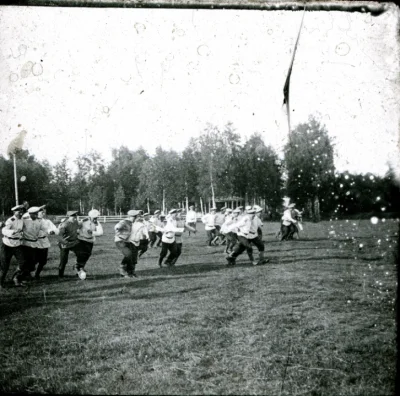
[0,261,237,318]
[0,283,213,319]
[267,254,355,264]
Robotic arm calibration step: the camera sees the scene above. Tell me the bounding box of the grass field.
[0,219,398,395]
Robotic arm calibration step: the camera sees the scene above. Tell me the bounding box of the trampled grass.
[0,219,398,395]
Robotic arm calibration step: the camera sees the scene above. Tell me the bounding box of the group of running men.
[0,200,300,287]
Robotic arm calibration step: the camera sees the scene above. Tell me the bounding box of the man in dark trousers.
[170,209,196,266]
[58,210,82,278]
[0,204,25,287]
[18,206,47,283]
[158,209,184,267]
[74,209,103,280]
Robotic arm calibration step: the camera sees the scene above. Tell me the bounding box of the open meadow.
[0,220,398,395]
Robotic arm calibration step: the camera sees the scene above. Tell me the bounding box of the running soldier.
[74,209,103,279]
[0,204,25,287]
[149,210,163,247]
[225,208,268,267]
[169,209,196,266]
[201,208,217,247]
[185,205,197,236]
[18,206,48,283]
[213,207,227,245]
[115,210,147,278]
[34,205,59,280]
[220,208,237,254]
[138,213,150,258]
[158,209,184,267]
[58,210,82,278]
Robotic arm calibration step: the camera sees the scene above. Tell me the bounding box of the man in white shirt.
[158,209,184,267]
[213,207,227,245]
[34,205,59,280]
[220,208,237,254]
[169,209,196,266]
[281,203,298,241]
[0,204,25,287]
[138,213,151,258]
[201,208,217,247]
[18,206,48,284]
[149,210,163,247]
[74,209,104,280]
[225,208,268,266]
[185,205,197,236]
[115,210,147,278]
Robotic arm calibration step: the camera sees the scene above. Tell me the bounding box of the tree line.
[1,116,399,221]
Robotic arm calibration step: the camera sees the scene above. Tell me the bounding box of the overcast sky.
[0,5,399,177]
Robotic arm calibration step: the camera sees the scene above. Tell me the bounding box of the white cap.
[28,206,41,214]
[88,209,100,218]
[127,210,140,217]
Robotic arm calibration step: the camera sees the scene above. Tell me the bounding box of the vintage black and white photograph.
[0,0,399,394]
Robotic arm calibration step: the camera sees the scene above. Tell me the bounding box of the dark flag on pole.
[283,8,306,136]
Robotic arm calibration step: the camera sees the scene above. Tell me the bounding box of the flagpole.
[13,153,19,206]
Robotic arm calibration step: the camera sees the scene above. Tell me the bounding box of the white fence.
[53,214,203,224]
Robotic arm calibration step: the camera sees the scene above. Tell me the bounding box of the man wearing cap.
[253,205,264,239]
[169,209,196,266]
[0,204,25,287]
[149,210,163,248]
[201,208,217,247]
[73,209,103,279]
[33,205,59,280]
[185,205,197,236]
[281,202,298,241]
[220,208,237,254]
[158,209,184,267]
[115,210,147,278]
[213,207,227,245]
[138,213,150,258]
[15,206,48,284]
[58,210,82,278]
[146,212,157,248]
[247,205,269,265]
[225,208,268,267]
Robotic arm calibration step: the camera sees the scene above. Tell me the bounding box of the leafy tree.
[284,116,335,221]
[0,155,15,215]
[114,184,126,215]
[138,147,182,213]
[108,146,149,211]
[194,122,241,208]
[238,133,283,210]
[180,144,200,210]
[49,156,71,213]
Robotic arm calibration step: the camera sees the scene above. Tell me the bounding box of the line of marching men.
[201,205,269,266]
[114,208,196,278]
[0,202,287,288]
[0,204,198,287]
